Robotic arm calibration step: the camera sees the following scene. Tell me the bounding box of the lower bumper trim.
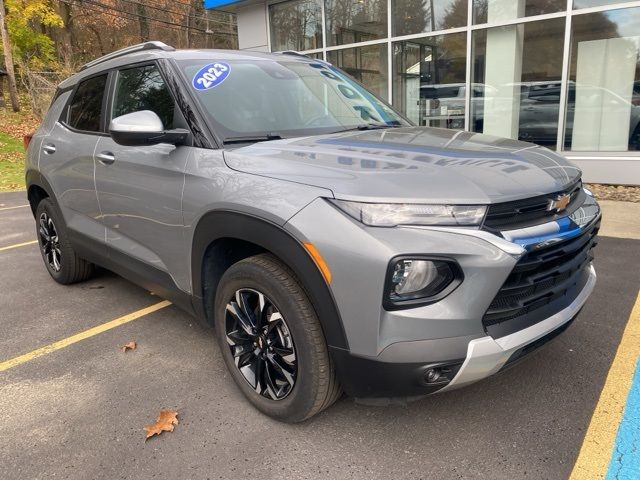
[330,347,464,398]
[438,263,596,393]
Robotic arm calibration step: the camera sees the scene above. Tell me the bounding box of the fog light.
[424,368,441,383]
[385,257,460,309]
[392,260,439,295]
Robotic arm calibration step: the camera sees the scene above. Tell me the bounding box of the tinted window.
[67,75,108,132]
[112,65,175,129]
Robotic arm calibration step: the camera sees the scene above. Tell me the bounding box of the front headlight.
[329,199,487,227]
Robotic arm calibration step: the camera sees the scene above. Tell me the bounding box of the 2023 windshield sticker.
[192,63,230,91]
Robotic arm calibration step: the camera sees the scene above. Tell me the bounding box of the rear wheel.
[35,198,93,284]
[213,253,342,422]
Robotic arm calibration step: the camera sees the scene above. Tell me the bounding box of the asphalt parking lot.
[1,190,639,480]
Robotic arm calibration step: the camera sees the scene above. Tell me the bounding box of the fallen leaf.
[144,409,179,440]
[121,341,136,352]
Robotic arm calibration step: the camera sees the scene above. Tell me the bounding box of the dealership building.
[205,0,640,185]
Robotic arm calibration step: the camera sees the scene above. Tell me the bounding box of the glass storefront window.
[327,44,389,100]
[574,1,638,9]
[473,0,565,25]
[392,0,467,37]
[269,0,640,164]
[564,7,640,151]
[269,0,323,52]
[392,33,466,129]
[471,18,565,148]
[324,0,387,46]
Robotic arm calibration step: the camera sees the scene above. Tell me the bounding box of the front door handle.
[42,143,56,155]
[97,151,115,165]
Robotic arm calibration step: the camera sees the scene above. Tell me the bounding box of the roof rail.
[80,41,175,71]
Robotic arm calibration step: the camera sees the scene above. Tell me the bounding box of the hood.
[223,127,581,204]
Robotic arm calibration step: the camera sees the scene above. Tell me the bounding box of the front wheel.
[213,253,342,422]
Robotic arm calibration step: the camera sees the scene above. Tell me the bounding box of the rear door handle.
[97,151,115,165]
[42,143,56,154]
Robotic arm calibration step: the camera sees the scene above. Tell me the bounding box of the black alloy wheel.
[224,288,297,400]
[39,211,62,272]
[34,198,94,284]
[214,253,342,422]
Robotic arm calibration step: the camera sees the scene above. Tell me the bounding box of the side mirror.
[109,110,189,146]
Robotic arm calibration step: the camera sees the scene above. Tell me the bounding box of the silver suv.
[25,42,601,422]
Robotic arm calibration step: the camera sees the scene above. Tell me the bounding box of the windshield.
[177,58,410,142]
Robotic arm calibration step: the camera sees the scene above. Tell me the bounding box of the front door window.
[112,65,175,129]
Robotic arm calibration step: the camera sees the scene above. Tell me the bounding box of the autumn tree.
[0,0,238,113]
[46,0,237,67]
[0,0,19,111]
[5,0,63,68]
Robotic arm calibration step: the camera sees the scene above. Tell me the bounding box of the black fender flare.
[25,169,57,216]
[26,168,46,193]
[191,210,349,350]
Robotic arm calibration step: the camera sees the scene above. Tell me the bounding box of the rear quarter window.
[43,91,72,133]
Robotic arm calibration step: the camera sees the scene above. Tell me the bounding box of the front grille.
[483,182,583,230]
[483,220,599,338]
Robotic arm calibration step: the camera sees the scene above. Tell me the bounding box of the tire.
[213,253,342,422]
[35,198,93,284]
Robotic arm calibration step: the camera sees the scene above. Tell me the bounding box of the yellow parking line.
[569,289,640,480]
[0,204,29,211]
[0,300,172,372]
[0,240,38,252]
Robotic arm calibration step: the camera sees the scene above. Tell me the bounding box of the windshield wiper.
[333,123,402,134]
[223,133,283,145]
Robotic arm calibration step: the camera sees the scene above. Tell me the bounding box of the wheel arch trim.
[26,170,56,216]
[191,210,349,350]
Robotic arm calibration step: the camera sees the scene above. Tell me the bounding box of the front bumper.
[286,195,600,398]
[329,264,595,398]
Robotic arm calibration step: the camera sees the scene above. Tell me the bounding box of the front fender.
[190,210,349,351]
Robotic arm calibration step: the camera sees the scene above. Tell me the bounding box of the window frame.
[106,60,179,131]
[59,59,202,146]
[60,71,113,136]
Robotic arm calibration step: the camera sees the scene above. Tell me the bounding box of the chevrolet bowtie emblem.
[548,193,571,213]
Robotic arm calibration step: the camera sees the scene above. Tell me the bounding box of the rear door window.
[111,64,175,129]
[67,74,108,132]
